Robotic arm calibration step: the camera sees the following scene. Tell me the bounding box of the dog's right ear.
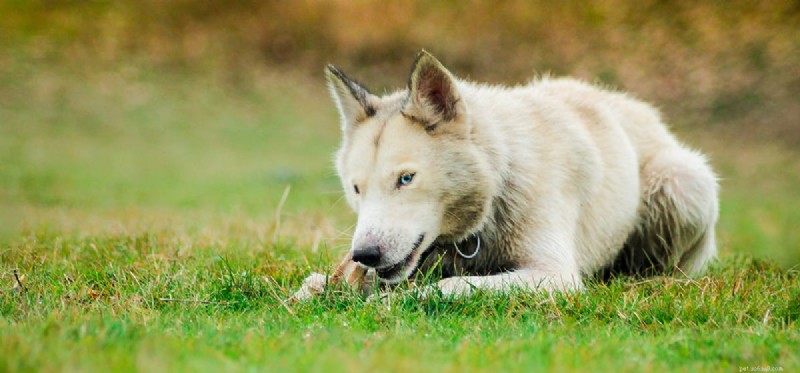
[325,64,376,130]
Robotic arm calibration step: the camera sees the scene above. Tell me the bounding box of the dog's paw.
[288,272,327,302]
[362,280,468,304]
[427,277,479,297]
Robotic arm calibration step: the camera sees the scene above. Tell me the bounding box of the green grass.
[1,56,799,372]
[2,233,798,372]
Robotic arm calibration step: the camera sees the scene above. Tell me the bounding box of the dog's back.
[459,77,718,278]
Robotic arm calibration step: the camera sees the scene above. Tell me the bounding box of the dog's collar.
[453,234,481,259]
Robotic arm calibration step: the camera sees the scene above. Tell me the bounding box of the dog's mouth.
[376,233,428,282]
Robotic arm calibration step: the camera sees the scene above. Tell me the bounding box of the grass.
[2,233,798,372]
[1,55,799,371]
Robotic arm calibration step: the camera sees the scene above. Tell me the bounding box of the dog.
[292,50,718,299]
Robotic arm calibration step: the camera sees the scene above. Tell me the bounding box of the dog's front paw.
[390,279,463,299]
[434,277,476,297]
[288,272,327,302]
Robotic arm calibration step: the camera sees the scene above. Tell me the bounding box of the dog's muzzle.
[374,234,426,280]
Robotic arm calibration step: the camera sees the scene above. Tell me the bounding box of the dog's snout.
[352,246,382,267]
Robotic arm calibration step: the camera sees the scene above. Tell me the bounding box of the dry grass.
[3,1,798,143]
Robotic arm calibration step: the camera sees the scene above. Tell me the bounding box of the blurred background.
[1,1,798,265]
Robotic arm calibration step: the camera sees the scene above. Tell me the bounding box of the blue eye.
[398,173,415,187]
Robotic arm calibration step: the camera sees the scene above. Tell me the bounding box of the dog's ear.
[325,64,376,130]
[403,51,464,131]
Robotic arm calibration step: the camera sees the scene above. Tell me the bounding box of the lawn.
[1,56,799,372]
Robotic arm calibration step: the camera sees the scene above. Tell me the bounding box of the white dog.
[293,51,718,299]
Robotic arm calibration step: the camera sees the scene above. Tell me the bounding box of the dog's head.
[326,51,494,283]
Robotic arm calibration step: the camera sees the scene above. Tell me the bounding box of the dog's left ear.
[326,64,376,131]
[403,51,464,131]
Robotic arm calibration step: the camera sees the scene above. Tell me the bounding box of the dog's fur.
[300,51,718,298]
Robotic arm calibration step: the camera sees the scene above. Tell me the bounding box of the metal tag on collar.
[454,235,481,259]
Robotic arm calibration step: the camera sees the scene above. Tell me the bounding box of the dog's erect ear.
[403,51,463,131]
[325,64,376,129]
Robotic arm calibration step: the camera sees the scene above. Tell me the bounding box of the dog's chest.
[415,234,517,279]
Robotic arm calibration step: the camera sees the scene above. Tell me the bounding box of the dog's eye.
[398,173,415,187]
[354,185,360,194]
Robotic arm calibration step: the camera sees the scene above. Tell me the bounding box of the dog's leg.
[432,268,583,297]
[429,226,584,297]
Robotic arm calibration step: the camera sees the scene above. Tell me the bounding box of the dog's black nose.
[352,246,381,267]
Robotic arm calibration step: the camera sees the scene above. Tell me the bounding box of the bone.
[329,251,367,287]
[289,251,368,303]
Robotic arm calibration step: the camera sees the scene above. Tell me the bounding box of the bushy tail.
[598,147,718,279]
